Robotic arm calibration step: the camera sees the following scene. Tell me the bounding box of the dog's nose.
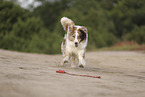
[75,42,78,47]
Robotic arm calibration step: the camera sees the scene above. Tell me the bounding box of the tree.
[125,26,145,44]
[33,0,72,31]
[111,0,145,39]
[0,1,30,48]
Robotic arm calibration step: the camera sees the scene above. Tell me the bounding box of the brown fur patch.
[63,38,66,46]
[78,28,87,42]
[68,27,77,41]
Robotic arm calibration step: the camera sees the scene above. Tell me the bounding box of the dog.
[60,17,88,68]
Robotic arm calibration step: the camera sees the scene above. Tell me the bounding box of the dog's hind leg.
[71,56,76,68]
[61,55,70,67]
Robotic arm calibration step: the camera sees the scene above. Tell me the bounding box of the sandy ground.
[0,49,145,97]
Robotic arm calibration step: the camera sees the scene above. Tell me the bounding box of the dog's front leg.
[78,56,85,68]
[78,52,86,68]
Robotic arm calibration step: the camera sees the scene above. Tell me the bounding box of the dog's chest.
[66,39,86,54]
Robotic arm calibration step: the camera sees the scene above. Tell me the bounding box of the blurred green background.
[0,0,145,54]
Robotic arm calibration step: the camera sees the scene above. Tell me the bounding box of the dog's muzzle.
[75,42,78,47]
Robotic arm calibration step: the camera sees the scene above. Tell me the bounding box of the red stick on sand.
[56,70,101,78]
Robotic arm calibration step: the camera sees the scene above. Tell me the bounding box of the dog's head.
[68,26,88,47]
[61,17,88,47]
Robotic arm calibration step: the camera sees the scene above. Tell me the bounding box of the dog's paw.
[79,64,84,68]
[64,60,68,63]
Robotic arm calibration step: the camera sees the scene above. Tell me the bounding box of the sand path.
[0,49,145,97]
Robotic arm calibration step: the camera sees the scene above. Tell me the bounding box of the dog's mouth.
[75,42,78,47]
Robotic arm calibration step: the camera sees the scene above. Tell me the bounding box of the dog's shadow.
[57,65,101,73]
[77,66,101,72]
[55,60,101,73]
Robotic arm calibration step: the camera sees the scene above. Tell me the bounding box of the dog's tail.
[60,17,75,32]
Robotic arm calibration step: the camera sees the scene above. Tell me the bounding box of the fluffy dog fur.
[60,17,88,68]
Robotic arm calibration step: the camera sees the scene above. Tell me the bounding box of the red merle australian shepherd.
[60,17,88,68]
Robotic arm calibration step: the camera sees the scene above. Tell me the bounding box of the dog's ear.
[79,27,88,42]
[80,27,88,34]
[61,17,75,32]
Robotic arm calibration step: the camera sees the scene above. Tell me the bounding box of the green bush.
[125,26,145,44]
[1,17,43,51]
[1,16,62,54]
[0,1,30,48]
[28,29,62,54]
